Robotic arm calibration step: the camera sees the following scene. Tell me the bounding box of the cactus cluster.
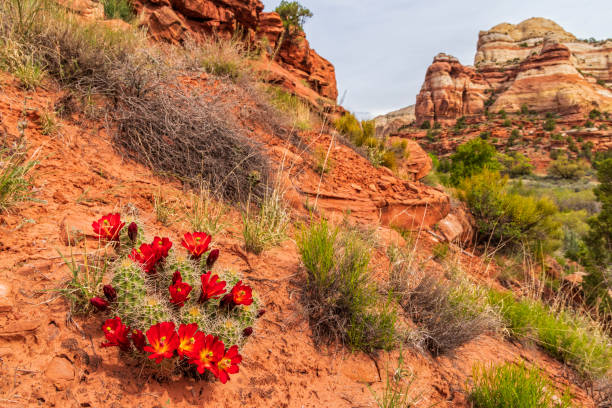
[90,213,260,378]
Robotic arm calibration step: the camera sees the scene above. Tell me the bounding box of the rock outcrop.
[131,0,264,42]
[256,12,338,101]
[413,18,612,125]
[130,2,338,103]
[374,105,416,137]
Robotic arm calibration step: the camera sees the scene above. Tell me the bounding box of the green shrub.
[335,112,364,144]
[589,109,602,120]
[479,131,491,140]
[498,109,507,119]
[457,170,561,253]
[449,138,499,185]
[548,156,589,180]
[101,0,133,22]
[497,152,533,177]
[581,159,612,314]
[543,118,556,131]
[487,290,612,378]
[297,219,397,351]
[420,120,431,129]
[314,145,333,175]
[469,363,572,408]
[502,119,511,127]
[274,0,312,31]
[520,104,529,115]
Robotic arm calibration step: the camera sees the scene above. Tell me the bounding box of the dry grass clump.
[0,139,38,213]
[0,0,279,202]
[387,246,501,355]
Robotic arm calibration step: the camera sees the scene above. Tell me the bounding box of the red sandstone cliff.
[130,1,338,103]
[414,18,612,125]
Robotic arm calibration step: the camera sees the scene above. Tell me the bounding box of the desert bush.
[581,159,612,315]
[449,138,499,185]
[0,0,274,203]
[242,189,290,254]
[335,112,364,145]
[548,155,589,180]
[497,152,532,177]
[420,120,431,129]
[153,190,175,226]
[487,290,612,379]
[401,275,501,355]
[543,118,556,131]
[297,219,397,351]
[101,0,133,22]
[457,170,561,253]
[275,0,312,31]
[0,140,38,213]
[469,363,572,408]
[502,119,511,127]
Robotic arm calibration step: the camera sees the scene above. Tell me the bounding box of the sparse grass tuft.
[469,363,573,408]
[242,189,290,254]
[153,191,175,226]
[267,86,312,130]
[0,141,38,213]
[185,185,229,236]
[39,109,60,135]
[314,144,333,175]
[101,0,133,22]
[297,219,397,351]
[487,290,612,379]
[370,350,423,408]
[13,55,45,89]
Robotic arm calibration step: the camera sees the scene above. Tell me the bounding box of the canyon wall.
[415,18,612,125]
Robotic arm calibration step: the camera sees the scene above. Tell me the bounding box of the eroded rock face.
[414,18,612,124]
[256,12,338,101]
[132,0,264,42]
[415,53,487,125]
[130,3,338,102]
[374,105,416,137]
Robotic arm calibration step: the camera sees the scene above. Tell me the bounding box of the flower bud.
[103,285,117,302]
[127,222,138,242]
[172,270,182,285]
[90,297,109,311]
[131,329,146,352]
[206,249,220,268]
[256,309,266,318]
[242,327,253,337]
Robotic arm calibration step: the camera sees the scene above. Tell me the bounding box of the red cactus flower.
[198,271,226,303]
[131,329,146,352]
[151,236,172,258]
[215,345,242,384]
[101,317,130,350]
[143,322,180,364]
[129,243,160,274]
[103,284,117,302]
[169,279,192,307]
[92,213,125,241]
[177,323,204,358]
[181,232,211,259]
[222,280,253,307]
[187,334,224,375]
[243,327,253,337]
[127,222,138,241]
[90,296,109,311]
[206,248,220,268]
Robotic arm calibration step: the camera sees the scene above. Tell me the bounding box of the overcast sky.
[262,0,612,118]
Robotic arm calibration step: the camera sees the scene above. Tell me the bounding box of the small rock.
[0,319,41,338]
[45,356,75,390]
[368,183,377,192]
[52,190,69,204]
[0,281,13,312]
[59,215,93,245]
[350,183,362,192]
